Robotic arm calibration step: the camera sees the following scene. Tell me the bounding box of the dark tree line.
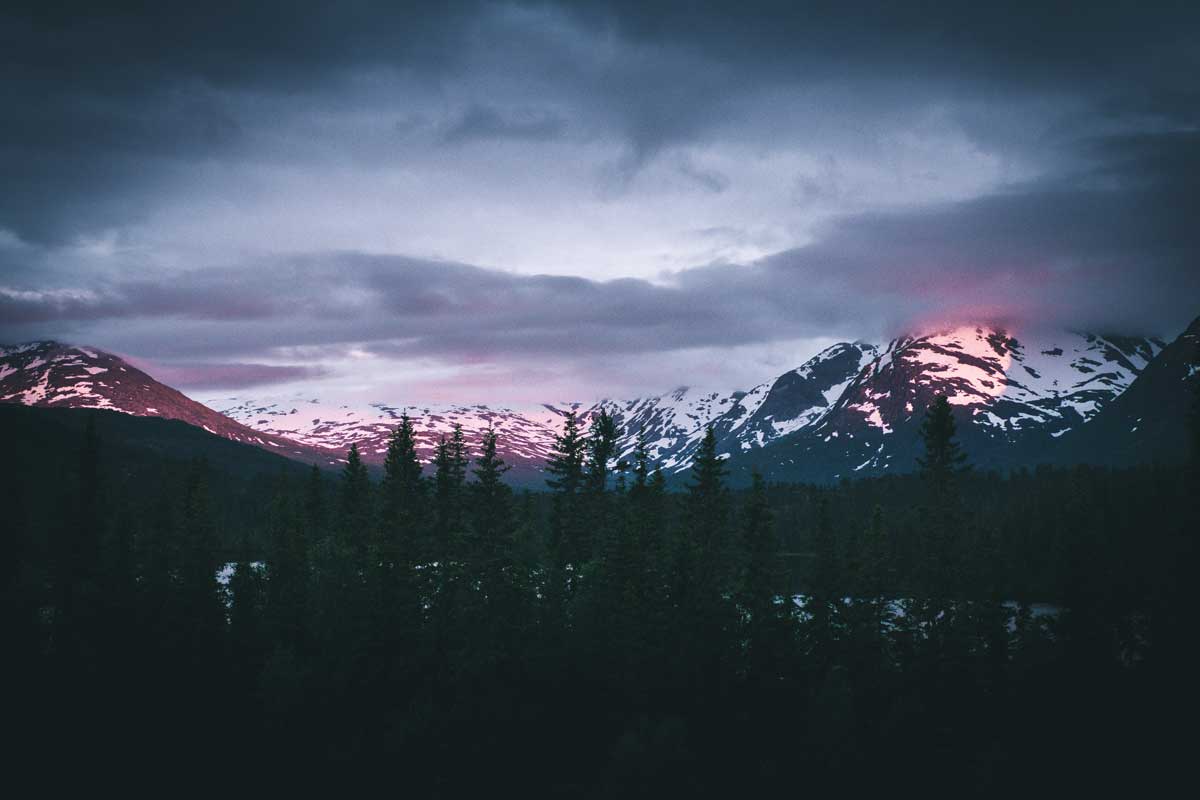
[4,400,1198,793]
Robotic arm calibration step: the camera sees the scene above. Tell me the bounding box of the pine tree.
[338,442,372,563]
[54,414,104,663]
[432,424,469,562]
[228,535,264,689]
[471,428,513,562]
[739,472,792,685]
[175,459,225,657]
[430,425,470,677]
[686,426,731,592]
[380,414,425,546]
[586,408,619,494]
[266,477,309,652]
[917,395,969,488]
[545,410,588,567]
[805,492,840,670]
[675,425,735,690]
[468,428,523,663]
[914,395,970,601]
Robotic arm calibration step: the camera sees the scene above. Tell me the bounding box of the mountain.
[1052,315,1200,468]
[0,341,340,468]
[3,320,1187,487]
[208,395,565,483]
[0,402,315,484]
[727,326,1166,483]
[589,341,881,475]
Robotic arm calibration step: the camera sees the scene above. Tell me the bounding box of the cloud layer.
[1,1,1197,399]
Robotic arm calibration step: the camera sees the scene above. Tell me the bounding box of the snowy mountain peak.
[0,341,340,466]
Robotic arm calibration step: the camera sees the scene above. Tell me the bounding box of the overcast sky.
[2,1,1197,404]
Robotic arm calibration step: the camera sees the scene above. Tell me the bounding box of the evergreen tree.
[266,477,310,652]
[739,472,792,685]
[545,410,587,567]
[468,428,523,663]
[380,414,425,546]
[174,459,225,658]
[805,492,840,670]
[53,414,104,663]
[686,426,732,593]
[917,395,969,488]
[338,442,372,563]
[586,408,619,494]
[432,424,469,562]
[675,426,735,690]
[228,537,264,690]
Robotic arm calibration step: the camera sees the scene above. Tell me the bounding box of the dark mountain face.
[1052,315,1200,468]
[3,318,1191,487]
[726,326,1170,484]
[0,342,340,468]
[589,342,881,476]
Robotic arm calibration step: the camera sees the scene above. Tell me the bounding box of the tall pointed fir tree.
[914,395,970,670]
[174,459,225,664]
[228,534,264,692]
[430,424,470,678]
[804,492,840,672]
[266,476,310,653]
[331,442,372,660]
[432,424,469,563]
[677,426,735,689]
[468,428,522,663]
[338,442,373,564]
[739,471,793,687]
[917,395,969,490]
[545,410,588,568]
[379,414,425,556]
[54,413,104,665]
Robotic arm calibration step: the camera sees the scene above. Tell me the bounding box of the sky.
[1,1,1198,405]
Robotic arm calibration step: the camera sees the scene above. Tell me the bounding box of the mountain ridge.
[2,319,1192,485]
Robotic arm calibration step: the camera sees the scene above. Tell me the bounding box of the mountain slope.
[209,395,564,483]
[1052,315,1200,467]
[0,342,340,468]
[590,342,881,475]
[727,326,1165,483]
[4,320,1185,489]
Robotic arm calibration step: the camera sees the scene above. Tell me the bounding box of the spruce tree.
[468,428,522,663]
[677,426,734,689]
[338,442,372,563]
[266,477,310,652]
[686,426,731,592]
[586,408,619,494]
[228,536,264,690]
[739,472,792,686]
[54,414,104,663]
[380,414,425,544]
[917,395,969,488]
[545,410,588,567]
[175,459,225,660]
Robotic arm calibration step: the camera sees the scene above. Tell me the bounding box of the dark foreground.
[4,407,1198,794]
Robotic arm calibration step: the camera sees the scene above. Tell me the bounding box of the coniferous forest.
[5,399,1199,795]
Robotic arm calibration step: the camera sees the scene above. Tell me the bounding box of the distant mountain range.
[2,316,1196,485]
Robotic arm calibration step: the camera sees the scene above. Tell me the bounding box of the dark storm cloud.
[1,1,1198,392]
[120,358,329,390]
[5,126,1197,364]
[4,1,1197,242]
[440,105,568,144]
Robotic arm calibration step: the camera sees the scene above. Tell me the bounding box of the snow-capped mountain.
[729,326,1166,483]
[1052,316,1200,468]
[0,341,341,467]
[590,341,881,475]
[2,321,1186,486]
[207,395,566,481]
